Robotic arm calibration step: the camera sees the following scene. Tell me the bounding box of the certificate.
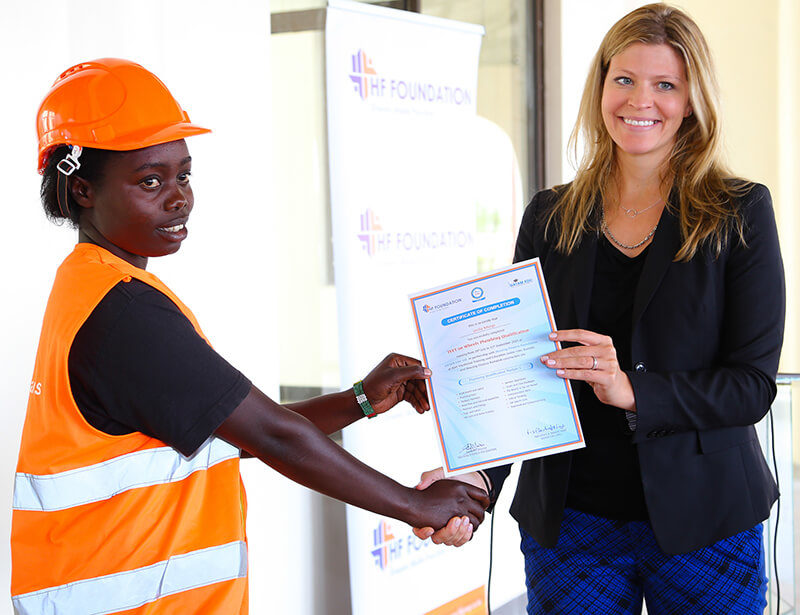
[409,259,584,476]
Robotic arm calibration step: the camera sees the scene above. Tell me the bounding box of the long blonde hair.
[550,3,747,261]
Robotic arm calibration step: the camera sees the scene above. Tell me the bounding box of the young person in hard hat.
[11,58,489,614]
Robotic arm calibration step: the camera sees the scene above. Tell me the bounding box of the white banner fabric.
[325,2,496,614]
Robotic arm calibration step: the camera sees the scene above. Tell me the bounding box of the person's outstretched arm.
[216,384,489,530]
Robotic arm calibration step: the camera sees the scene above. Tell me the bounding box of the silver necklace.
[619,196,663,218]
[601,206,658,250]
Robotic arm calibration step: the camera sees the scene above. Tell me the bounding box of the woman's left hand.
[540,329,636,411]
[362,353,432,415]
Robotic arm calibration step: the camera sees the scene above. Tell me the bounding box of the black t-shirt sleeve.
[68,279,252,456]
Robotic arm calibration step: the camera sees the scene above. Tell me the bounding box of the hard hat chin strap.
[56,169,70,219]
[55,145,82,219]
[56,145,82,177]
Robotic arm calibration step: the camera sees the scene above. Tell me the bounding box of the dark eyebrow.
[134,156,192,172]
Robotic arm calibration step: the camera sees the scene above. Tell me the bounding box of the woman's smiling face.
[601,42,692,166]
[74,140,194,268]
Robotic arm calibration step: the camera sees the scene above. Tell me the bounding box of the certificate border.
[409,258,584,474]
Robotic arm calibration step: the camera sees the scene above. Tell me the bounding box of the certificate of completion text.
[409,259,585,476]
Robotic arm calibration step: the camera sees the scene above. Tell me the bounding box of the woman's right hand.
[412,468,488,546]
[407,478,489,532]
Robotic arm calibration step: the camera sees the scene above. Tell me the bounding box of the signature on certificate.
[460,441,488,454]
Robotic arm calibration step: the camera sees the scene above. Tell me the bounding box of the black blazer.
[486,183,784,555]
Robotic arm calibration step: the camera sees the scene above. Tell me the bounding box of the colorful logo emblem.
[422,304,434,313]
[371,520,396,570]
[349,49,377,100]
[357,209,383,256]
[471,287,485,302]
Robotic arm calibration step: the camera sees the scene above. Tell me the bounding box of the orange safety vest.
[11,243,248,615]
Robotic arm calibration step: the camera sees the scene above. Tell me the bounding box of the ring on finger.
[591,356,598,370]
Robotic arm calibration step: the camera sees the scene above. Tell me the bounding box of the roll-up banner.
[326,2,521,613]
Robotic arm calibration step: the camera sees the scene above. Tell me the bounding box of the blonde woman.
[415,4,784,613]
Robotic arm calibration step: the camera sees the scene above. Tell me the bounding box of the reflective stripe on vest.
[13,437,239,512]
[12,540,247,615]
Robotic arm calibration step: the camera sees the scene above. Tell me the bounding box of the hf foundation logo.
[356,208,474,258]
[357,209,383,256]
[346,49,473,106]
[371,521,396,570]
[349,49,377,100]
[370,520,433,573]
[421,298,463,314]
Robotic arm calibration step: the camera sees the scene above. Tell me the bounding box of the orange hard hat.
[37,58,210,173]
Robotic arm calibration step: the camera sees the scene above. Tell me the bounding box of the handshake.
[407,468,491,548]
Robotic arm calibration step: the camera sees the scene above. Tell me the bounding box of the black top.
[485,184,783,554]
[68,279,252,457]
[565,234,649,520]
